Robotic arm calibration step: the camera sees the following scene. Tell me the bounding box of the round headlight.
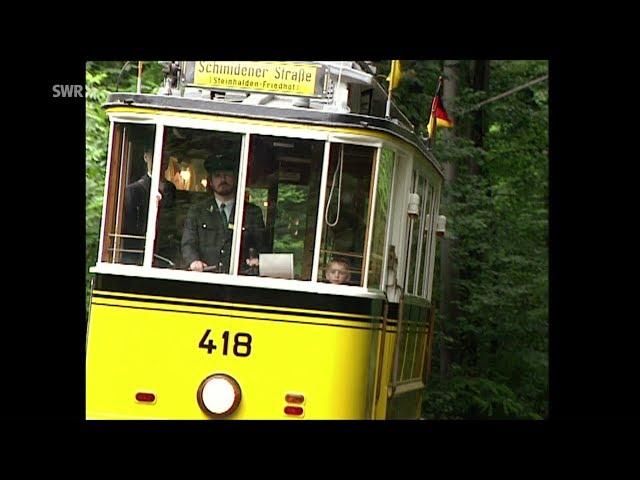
[197,374,242,417]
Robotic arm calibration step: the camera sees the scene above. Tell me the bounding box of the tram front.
[86,61,443,419]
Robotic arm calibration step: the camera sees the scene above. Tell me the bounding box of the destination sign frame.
[183,61,330,98]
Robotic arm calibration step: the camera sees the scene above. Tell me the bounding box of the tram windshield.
[318,144,376,286]
[101,123,382,288]
[155,127,243,273]
[100,123,157,266]
[238,135,324,280]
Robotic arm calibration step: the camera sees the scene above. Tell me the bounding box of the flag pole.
[137,61,143,94]
[385,90,392,118]
[385,62,395,118]
[428,76,443,149]
[385,60,401,118]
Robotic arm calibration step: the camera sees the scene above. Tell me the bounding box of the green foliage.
[385,60,548,419]
[271,184,309,267]
[379,60,443,134]
[248,184,309,278]
[422,376,541,420]
[85,61,165,95]
[85,69,109,312]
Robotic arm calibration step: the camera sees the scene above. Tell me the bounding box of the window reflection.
[101,123,157,266]
[367,149,395,289]
[417,180,430,294]
[397,303,429,383]
[239,135,324,280]
[419,185,435,296]
[407,172,426,294]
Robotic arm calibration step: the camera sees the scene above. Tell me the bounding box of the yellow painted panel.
[86,299,377,420]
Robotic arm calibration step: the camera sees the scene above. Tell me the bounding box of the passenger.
[324,258,351,285]
[167,157,196,191]
[122,143,176,265]
[181,151,266,273]
[165,156,183,189]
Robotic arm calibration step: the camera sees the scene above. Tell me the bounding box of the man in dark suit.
[122,146,176,265]
[181,152,266,274]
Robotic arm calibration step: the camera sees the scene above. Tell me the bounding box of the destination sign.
[188,61,327,98]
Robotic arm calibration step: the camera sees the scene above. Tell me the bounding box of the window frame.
[392,294,430,387]
[404,170,419,295]
[414,175,433,296]
[93,113,394,298]
[238,133,327,280]
[423,181,441,301]
[401,158,442,300]
[142,124,166,268]
[310,140,332,283]
[412,174,429,295]
[228,132,251,276]
[317,142,379,287]
[361,146,381,288]
[97,119,116,264]
[365,147,397,291]
[98,118,158,266]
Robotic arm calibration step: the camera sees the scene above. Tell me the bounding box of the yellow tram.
[86,61,446,419]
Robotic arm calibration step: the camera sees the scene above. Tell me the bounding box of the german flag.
[427,76,454,143]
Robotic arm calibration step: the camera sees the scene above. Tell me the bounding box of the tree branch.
[460,75,548,115]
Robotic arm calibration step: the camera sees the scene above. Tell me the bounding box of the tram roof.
[104,92,444,179]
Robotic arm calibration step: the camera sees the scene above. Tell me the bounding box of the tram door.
[385,162,438,419]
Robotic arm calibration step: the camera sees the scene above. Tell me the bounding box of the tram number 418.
[199,329,252,357]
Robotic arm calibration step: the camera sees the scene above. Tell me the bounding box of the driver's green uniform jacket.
[181,198,266,273]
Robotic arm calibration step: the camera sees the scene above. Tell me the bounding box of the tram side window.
[416,180,432,295]
[397,303,429,383]
[367,148,395,290]
[100,123,157,266]
[152,126,243,273]
[421,186,437,296]
[318,144,376,286]
[238,135,324,280]
[406,172,427,295]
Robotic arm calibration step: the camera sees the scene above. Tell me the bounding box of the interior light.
[180,169,191,183]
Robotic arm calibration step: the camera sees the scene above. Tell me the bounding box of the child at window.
[324,258,351,285]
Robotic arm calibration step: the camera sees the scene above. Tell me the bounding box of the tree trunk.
[471,60,490,151]
[438,60,460,378]
[470,60,491,373]
[438,61,491,376]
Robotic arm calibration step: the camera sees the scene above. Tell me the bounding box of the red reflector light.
[285,393,305,404]
[135,392,156,403]
[284,406,304,416]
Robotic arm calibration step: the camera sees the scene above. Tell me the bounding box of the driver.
[181,152,266,273]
